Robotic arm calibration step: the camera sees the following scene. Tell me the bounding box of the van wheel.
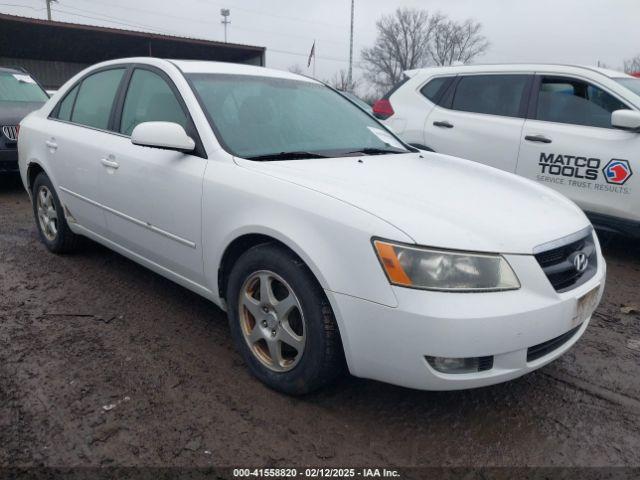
[227,243,344,395]
[32,172,79,254]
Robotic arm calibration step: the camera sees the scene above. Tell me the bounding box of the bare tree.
[429,18,489,66]
[327,69,358,92]
[623,55,640,73]
[361,8,442,93]
[361,8,489,93]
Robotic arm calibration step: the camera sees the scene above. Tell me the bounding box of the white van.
[376,65,640,237]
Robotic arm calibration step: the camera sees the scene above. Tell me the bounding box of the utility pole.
[45,0,58,21]
[348,0,354,88]
[220,8,231,43]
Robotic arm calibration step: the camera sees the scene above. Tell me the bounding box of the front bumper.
[0,149,18,173]
[327,253,606,391]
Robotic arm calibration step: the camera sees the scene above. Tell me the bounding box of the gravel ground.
[1,174,639,469]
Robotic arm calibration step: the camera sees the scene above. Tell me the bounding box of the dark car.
[1,67,48,174]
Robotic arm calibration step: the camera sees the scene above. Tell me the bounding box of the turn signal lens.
[373,240,521,292]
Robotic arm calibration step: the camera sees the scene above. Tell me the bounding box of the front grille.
[2,126,18,141]
[534,231,597,293]
[527,324,582,362]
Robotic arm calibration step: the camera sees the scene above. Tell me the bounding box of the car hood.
[237,153,590,254]
[0,101,45,125]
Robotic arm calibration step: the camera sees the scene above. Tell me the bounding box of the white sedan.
[18,58,606,394]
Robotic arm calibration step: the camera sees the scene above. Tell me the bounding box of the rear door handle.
[433,121,454,129]
[525,135,552,144]
[45,140,58,150]
[100,158,120,169]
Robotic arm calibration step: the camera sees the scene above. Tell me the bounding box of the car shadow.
[597,229,640,259]
[0,172,23,191]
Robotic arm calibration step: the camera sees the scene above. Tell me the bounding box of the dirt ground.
[1,174,640,469]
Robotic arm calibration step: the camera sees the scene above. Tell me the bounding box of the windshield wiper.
[343,147,406,156]
[246,151,330,161]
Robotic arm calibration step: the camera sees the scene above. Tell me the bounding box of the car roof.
[80,57,319,84]
[168,59,318,83]
[404,64,634,80]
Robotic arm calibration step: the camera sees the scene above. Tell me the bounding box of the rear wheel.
[32,172,79,253]
[227,243,344,395]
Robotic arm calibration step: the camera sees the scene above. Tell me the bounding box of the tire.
[227,243,344,395]
[32,172,80,254]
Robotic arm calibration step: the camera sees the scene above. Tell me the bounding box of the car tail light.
[372,99,395,120]
[16,124,20,140]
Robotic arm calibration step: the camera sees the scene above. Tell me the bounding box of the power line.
[0,2,367,70]
[269,47,364,67]
[194,0,355,31]
[54,8,180,34]
[64,0,363,50]
[55,2,182,34]
[0,2,44,11]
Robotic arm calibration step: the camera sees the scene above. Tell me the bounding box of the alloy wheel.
[36,185,58,242]
[238,270,306,372]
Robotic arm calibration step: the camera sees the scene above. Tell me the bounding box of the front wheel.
[227,244,344,395]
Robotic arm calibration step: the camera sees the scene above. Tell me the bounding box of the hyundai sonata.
[18,58,605,394]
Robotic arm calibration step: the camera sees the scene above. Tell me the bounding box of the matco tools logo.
[603,159,633,185]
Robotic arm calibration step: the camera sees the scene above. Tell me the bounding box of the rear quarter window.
[420,77,453,103]
[55,85,79,122]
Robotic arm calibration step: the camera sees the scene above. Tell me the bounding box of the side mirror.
[611,110,640,132]
[131,121,196,152]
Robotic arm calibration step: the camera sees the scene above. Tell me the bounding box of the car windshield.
[341,91,373,112]
[0,71,48,103]
[615,77,640,98]
[187,73,409,160]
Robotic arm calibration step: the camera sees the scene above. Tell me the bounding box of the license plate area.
[574,285,600,327]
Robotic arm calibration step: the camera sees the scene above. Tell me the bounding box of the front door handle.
[45,140,58,150]
[100,158,120,169]
[433,121,454,129]
[525,135,552,144]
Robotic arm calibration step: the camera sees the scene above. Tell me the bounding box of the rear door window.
[71,68,125,130]
[536,76,629,128]
[451,75,530,118]
[119,68,189,136]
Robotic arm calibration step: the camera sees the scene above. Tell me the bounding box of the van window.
[452,75,529,118]
[120,69,189,136]
[536,77,629,128]
[71,69,125,130]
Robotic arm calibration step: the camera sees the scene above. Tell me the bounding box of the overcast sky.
[4,0,640,89]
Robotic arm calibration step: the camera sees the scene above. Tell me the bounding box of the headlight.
[373,240,520,292]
